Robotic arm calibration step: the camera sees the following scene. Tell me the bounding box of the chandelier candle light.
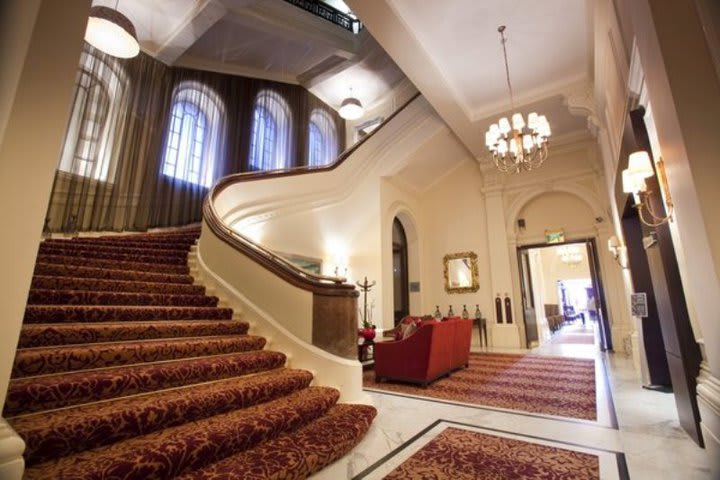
[486,26,551,173]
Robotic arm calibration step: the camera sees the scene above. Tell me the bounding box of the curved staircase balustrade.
[200,92,421,360]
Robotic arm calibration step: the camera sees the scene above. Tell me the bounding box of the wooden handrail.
[202,92,422,297]
[211,92,421,197]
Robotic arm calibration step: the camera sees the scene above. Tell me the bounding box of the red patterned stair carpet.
[5,227,375,479]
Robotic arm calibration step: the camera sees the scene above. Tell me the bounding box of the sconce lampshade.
[622,168,645,194]
[339,96,363,120]
[84,5,140,59]
[627,151,654,179]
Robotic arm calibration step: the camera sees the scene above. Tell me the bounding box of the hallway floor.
[312,330,713,479]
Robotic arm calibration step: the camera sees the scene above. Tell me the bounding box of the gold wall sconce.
[622,151,674,227]
[607,235,629,269]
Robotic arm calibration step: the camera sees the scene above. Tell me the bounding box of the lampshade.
[84,5,140,59]
[627,151,654,179]
[339,96,363,120]
[622,168,646,194]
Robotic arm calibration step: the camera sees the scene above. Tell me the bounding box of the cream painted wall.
[0,0,90,409]
[516,192,598,243]
[417,159,492,322]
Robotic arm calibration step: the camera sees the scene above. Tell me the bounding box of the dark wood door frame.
[392,218,409,325]
[627,107,703,446]
[516,238,611,351]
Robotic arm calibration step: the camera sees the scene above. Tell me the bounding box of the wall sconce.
[607,235,629,269]
[622,151,674,227]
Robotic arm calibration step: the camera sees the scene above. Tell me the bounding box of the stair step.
[23,305,234,323]
[81,234,199,244]
[27,289,219,307]
[37,254,190,275]
[18,320,248,348]
[11,368,313,465]
[30,275,205,295]
[34,263,195,284]
[37,247,188,266]
[23,387,339,480]
[13,335,266,377]
[47,238,195,251]
[40,242,190,260]
[178,403,377,480]
[4,350,287,416]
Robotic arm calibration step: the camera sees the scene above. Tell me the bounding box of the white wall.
[0,2,90,477]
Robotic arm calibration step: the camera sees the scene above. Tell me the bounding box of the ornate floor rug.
[382,427,600,480]
[363,352,597,420]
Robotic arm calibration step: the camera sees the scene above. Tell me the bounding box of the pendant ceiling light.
[485,26,551,173]
[339,88,364,120]
[84,2,140,59]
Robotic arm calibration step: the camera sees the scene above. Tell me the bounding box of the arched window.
[249,90,292,170]
[58,51,126,181]
[161,82,224,187]
[307,109,338,167]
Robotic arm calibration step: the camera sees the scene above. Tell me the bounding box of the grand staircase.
[5,227,375,479]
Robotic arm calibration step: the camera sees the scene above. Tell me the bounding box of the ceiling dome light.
[339,96,363,120]
[84,5,140,59]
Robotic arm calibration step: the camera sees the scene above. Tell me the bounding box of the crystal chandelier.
[557,245,583,267]
[485,26,551,173]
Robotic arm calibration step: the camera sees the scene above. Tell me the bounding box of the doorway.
[517,239,611,351]
[392,217,409,324]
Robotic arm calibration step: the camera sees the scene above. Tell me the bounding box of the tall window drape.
[308,108,338,167]
[249,90,292,171]
[45,43,344,233]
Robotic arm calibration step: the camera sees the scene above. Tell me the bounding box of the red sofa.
[374,318,472,386]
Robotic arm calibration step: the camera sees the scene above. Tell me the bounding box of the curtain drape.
[45,43,345,233]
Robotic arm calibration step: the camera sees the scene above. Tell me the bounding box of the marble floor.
[311,323,713,479]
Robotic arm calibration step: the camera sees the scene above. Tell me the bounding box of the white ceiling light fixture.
[339,88,364,120]
[486,25,551,173]
[557,245,583,268]
[84,2,140,59]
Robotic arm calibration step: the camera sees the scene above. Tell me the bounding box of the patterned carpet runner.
[383,427,599,479]
[364,352,596,420]
[6,226,375,479]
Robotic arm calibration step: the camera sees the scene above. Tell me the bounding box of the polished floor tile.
[311,322,713,480]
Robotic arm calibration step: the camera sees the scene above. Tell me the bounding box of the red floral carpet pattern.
[15,369,314,465]
[384,427,599,480]
[12,335,267,377]
[31,275,206,295]
[176,404,377,480]
[23,304,234,322]
[364,352,596,420]
[34,262,194,283]
[18,320,249,348]
[7,227,375,478]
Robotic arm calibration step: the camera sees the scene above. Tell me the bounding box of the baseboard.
[0,418,25,480]
[697,362,720,476]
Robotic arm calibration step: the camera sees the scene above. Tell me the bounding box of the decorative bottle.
[462,305,469,319]
[434,305,442,320]
[475,304,482,319]
[448,305,454,317]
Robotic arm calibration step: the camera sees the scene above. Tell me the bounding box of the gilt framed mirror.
[443,251,479,294]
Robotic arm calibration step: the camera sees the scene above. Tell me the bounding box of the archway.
[392,217,408,323]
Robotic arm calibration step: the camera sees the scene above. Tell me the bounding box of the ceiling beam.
[154,0,228,66]
[345,0,483,158]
